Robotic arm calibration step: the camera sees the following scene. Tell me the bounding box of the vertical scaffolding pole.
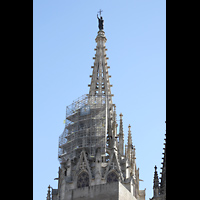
[105,94,107,149]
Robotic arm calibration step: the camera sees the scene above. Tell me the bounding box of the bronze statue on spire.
[97,9,104,30]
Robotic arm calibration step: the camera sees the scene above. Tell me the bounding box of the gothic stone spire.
[54,14,146,200]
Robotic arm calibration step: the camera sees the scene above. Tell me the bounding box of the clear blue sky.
[33,0,166,199]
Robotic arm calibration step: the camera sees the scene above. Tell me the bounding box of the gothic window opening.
[107,171,118,183]
[77,171,89,188]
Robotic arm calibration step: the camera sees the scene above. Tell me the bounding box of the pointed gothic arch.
[107,170,118,183]
[77,171,89,188]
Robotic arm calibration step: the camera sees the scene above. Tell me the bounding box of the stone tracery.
[77,171,89,188]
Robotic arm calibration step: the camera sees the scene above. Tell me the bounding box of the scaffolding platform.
[58,94,109,163]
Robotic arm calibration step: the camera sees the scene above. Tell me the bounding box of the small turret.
[127,124,132,161]
[46,185,52,200]
[153,166,159,197]
[131,145,136,176]
[119,113,124,156]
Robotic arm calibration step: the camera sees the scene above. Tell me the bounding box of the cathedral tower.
[48,13,146,200]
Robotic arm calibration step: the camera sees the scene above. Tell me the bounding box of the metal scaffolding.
[58,94,109,163]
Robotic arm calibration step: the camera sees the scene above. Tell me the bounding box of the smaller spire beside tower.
[127,124,133,161]
[128,124,132,145]
[153,166,159,188]
[46,185,52,200]
[153,166,159,197]
[119,113,124,156]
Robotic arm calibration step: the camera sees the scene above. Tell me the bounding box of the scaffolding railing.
[58,94,109,163]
